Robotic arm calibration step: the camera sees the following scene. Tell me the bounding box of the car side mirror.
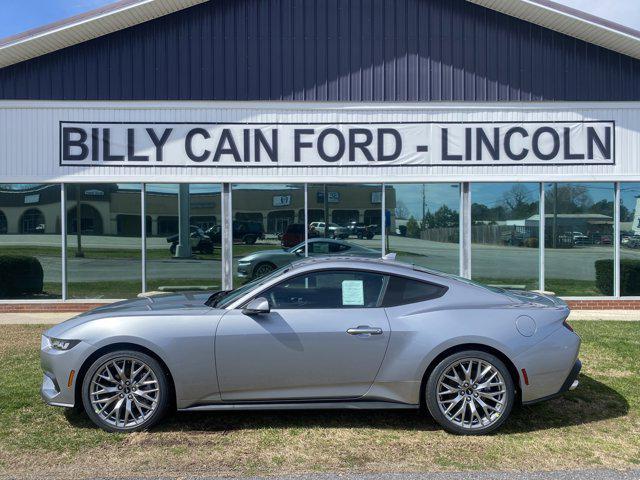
[242,297,270,315]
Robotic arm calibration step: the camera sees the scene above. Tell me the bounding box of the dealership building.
[0,0,640,310]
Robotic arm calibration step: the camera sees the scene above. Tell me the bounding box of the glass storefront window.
[471,183,539,290]
[544,183,615,296]
[66,184,142,299]
[307,182,382,255]
[0,184,62,299]
[145,184,221,292]
[232,184,304,285]
[387,183,460,275]
[620,183,640,296]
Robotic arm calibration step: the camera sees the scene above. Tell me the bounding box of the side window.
[309,242,330,254]
[381,275,447,307]
[262,270,386,309]
[329,242,350,253]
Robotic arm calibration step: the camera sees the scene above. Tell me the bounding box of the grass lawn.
[0,321,638,478]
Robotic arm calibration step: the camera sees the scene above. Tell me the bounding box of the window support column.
[381,183,386,256]
[60,183,67,301]
[539,182,545,292]
[304,183,309,257]
[460,182,471,278]
[614,182,621,298]
[141,183,147,293]
[221,183,233,291]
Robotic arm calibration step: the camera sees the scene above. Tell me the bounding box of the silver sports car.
[41,257,581,435]
[237,238,380,279]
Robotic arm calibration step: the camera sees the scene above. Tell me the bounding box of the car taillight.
[562,320,574,332]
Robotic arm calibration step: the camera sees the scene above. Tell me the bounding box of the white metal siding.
[1,100,639,183]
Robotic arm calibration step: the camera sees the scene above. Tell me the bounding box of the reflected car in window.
[236,238,380,279]
[42,257,581,435]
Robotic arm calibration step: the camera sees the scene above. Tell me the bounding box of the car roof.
[287,255,447,278]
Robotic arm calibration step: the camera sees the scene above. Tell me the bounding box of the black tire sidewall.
[253,262,275,278]
[81,350,169,433]
[425,350,515,435]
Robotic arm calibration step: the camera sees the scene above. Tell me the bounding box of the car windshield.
[209,265,291,308]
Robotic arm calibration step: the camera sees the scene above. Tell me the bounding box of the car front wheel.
[81,350,170,433]
[425,350,514,435]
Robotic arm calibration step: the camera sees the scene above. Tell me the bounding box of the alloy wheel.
[89,357,160,429]
[435,357,507,430]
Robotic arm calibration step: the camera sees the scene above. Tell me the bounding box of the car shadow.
[64,374,628,434]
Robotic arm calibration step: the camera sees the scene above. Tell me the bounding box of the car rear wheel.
[81,350,170,433]
[425,350,514,435]
[253,262,276,278]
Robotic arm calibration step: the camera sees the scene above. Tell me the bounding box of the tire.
[169,243,176,255]
[253,262,276,278]
[425,350,515,435]
[243,234,257,245]
[81,350,170,433]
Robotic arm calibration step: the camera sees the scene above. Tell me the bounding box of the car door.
[215,269,391,402]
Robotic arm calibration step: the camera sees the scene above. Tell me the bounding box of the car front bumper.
[40,336,96,408]
[236,262,253,278]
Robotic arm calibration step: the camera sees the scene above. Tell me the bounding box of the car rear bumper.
[522,359,581,405]
[515,324,581,403]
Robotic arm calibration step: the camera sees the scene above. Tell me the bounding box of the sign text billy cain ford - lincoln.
[60,121,614,167]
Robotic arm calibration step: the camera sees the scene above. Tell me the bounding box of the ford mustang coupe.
[41,257,581,435]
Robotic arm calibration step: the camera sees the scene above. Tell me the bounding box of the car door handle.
[347,326,383,336]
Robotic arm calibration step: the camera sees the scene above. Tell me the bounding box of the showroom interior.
[0,0,640,307]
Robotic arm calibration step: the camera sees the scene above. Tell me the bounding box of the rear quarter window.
[382,275,447,307]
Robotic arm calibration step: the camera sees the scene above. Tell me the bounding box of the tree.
[502,184,537,219]
[433,204,458,228]
[545,184,593,214]
[395,201,411,220]
[406,216,421,239]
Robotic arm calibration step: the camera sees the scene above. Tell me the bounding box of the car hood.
[44,291,214,338]
[502,289,568,308]
[239,249,294,261]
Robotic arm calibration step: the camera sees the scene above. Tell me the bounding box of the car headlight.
[47,337,81,351]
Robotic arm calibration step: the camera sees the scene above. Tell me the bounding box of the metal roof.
[0,0,208,68]
[0,0,639,70]
[469,0,640,60]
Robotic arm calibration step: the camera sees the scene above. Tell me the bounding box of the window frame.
[238,268,448,310]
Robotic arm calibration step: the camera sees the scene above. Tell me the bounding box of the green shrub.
[595,259,640,296]
[0,255,44,298]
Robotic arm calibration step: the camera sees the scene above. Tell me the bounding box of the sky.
[1,0,640,40]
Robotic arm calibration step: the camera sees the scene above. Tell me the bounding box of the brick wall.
[0,303,110,313]
[0,299,639,313]
[565,300,640,310]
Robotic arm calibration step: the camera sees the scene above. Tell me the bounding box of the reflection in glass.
[387,184,459,275]
[620,183,640,296]
[232,184,304,284]
[544,183,614,296]
[0,184,61,299]
[145,184,221,292]
[66,184,142,299]
[471,183,539,290]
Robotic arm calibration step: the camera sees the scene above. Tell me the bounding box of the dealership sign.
[60,121,614,167]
